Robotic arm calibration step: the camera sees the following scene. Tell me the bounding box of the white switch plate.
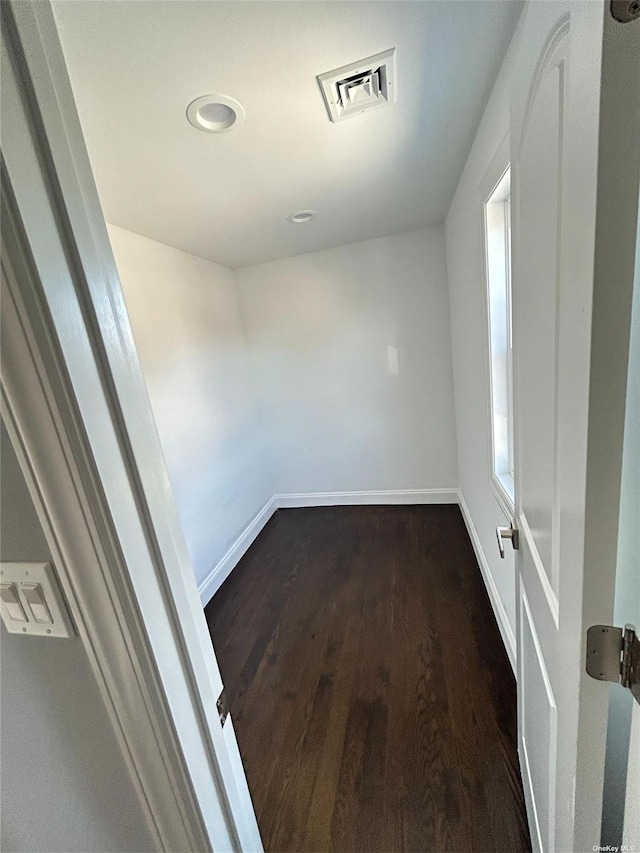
[0,563,74,638]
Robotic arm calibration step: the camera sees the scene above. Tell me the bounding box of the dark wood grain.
[205,505,531,853]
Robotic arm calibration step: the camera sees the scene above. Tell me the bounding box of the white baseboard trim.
[198,497,277,606]
[199,488,517,679]
[457,490,517,673]
[198,489,457,604]
[274,488,459,508]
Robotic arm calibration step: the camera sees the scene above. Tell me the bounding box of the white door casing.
[1,2,263,850]
[510,3,640,852]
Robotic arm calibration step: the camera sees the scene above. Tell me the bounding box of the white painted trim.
[275,488,459,508]
[518,512,560,628]
[520,588,558,853]
[480,134,518,525]
[1,182,206,851]
[519,736,543,853]
[198,489,458,604]
[199,498,277,605]
[458,490,517,672]
[490,471,516,521]
[200,488,517,682]
[1,3,262,850]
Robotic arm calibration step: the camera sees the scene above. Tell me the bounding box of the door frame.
[3,1,639,851]
[1,2,262,850]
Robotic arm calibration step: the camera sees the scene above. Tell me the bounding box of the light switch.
[0,583,28,623]
[0,562,74,637]
[21,583,53,624]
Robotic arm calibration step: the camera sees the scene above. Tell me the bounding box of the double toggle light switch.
[0,563,74,637]
[10,582,52,623]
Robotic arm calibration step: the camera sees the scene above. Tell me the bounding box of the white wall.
[108,225,273,588]
[235,227,458,497]
[109,224,459,601]
[0,424,155,853]
[444,34,520,658]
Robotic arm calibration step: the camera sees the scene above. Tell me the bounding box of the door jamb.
[1,2,262,850]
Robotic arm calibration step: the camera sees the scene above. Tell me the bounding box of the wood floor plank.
[205,505,531,853]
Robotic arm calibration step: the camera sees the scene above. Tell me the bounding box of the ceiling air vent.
[317,48,397,123]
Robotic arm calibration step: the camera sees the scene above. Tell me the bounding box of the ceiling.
[53,1,522,269]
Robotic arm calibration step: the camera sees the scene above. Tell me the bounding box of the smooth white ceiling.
[53,1,522,269]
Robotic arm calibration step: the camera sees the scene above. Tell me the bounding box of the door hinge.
[610,0,640,23]
[586,624,640,706]
[217,689,229,727]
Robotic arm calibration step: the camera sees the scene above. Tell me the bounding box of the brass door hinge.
[586,624,640,706]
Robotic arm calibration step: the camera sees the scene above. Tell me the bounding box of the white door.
[510,3,640,852]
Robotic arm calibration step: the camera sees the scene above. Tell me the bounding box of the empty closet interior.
[53,0,519,607]
[52,1,530,849]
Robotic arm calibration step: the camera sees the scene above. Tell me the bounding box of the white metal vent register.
[317,49,397,123]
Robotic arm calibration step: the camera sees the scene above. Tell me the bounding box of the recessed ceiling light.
[186,94,245,134]
[287,210,317,224]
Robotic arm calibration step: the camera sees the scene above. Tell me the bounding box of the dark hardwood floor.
[205,505,531,853]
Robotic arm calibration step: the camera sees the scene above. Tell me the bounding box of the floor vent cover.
[317,48,397,123]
